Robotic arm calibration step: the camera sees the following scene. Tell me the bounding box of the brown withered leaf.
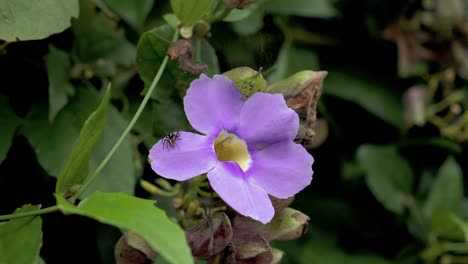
[167,39,207,75]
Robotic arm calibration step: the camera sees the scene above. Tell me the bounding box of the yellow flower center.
[213,131,252,172]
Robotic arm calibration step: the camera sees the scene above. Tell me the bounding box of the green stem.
[72,29,180,200]
[0,206,59,222]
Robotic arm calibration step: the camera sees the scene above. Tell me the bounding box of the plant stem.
[72,29,180,200]
[0,206,59,222]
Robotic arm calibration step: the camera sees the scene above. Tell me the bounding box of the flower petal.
[149,132,217,181]
[235,93,299,148]
[248,142,313,199]
[184,74,244,135]
[208,162,274,224]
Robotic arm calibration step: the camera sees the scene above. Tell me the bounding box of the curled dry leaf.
[186,212,233,257]
[167,39,207,75]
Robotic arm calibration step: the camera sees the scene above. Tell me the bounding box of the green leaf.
[198,39,220,76]
[424,157,463,219]
[55,86,111,196]
[357,144,413,214]
[56,192,193,264]
[45,45,75,123]
[292,230,390,264]
[231,11,264,36]
[170,0,215,25]
[72,0,136,77]
[0,96,22,162]
[324,69,405,131]
[22,87,135,197]
[0,0,79,41]
[136,25,194,97]
[101,0,154,31]
[224,2,261,22]
[431,213,468,241]
[0,205,43,264]
[269,40,319,83]
[265,0,338,18]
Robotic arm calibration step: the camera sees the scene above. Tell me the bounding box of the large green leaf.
[424,157,463,219]
[0,205,42,264]
[357,145,413,214]
[101,0,154,31]
[55,86,110,197]
[22,87,135,197]
[0,0,79,41]
[45,45,75,123]
[265,0,338,18]
[0,96,22,162]
[170,0,215,25]
[269,40,319,83]
[324,70,405,130]
[136,25,194,97]
[56,192,193,264]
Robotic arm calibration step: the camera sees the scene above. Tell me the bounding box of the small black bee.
[162,131,181,151]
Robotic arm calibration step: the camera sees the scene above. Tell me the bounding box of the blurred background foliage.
[1,0,468,263]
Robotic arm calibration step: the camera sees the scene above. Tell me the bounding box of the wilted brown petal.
[167,39,207,75]
[186,212,233,257]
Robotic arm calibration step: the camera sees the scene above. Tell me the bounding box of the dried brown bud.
[223,0,256,9]
[270,196,294,213]
[167,39,207,75]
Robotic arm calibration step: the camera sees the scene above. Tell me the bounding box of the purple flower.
[149,74,314,224]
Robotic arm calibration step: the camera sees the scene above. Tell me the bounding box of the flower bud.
[114,231,156,264]
[271,248,284,264]
[233,231,272,264]
[223,0,256,9]
[223,67,267,98]
[233,207,309,242]
[186,212,233,257]
[403,85,427,127]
